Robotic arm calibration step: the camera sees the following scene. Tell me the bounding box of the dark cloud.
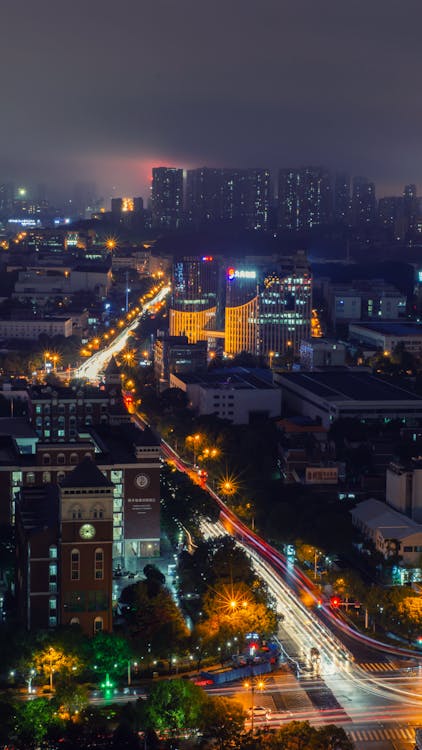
[1,0,422,200]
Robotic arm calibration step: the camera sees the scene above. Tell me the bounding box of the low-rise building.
[275,370,422,428]
[154,335,207,390]
[0,316,73,339]
[299,338,346,369]
[170,367,281,424]
[351,497,422,566]
[349,322,422,356]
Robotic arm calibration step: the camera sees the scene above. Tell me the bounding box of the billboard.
[124,466,160,540]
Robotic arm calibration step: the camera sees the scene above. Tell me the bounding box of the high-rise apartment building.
[186,168,222,226]
[186,167,271,230]
[404,184,418,232]
[169,256,220,342]
[277,167,332,231]
[334,173,350,224]
[151,167,183,230]
[351,176,376,227]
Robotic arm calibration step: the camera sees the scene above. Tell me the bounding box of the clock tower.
[59,457,114,634]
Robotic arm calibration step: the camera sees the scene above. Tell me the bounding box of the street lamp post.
[243,675,264,733]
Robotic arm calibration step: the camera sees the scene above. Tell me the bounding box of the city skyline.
[1,0,422,201]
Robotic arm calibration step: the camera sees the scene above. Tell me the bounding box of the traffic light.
[330,596,341,608]
[317,599,322,609]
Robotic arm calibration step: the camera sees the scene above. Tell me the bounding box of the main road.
[159,437,422,749]
[74,285,170,381]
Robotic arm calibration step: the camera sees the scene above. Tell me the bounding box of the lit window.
[71,505,82,520]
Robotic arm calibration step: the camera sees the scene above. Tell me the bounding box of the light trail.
[75,286,170,381]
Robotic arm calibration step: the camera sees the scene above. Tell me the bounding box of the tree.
[32,645,81,690]
[396,596,422,641]
[14,698,60,749]
[89,631,133,680]
[120,580,188,662]
[314,724,354,750]
[53,680,89,719]
[199,580,278,656]
[199,695,245,750]
[138,679,205,735]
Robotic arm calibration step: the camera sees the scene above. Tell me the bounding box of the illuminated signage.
[202,255,214,262]
[227,267,256,280]
[418,270,422,283]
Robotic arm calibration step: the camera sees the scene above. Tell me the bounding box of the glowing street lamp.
[243,676,265,732]
[186,433,202,466]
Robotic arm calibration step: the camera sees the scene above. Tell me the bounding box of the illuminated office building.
[223,253,312,360]
[169,256,219,343]
[224,267,259,355]
[257,253,312,359]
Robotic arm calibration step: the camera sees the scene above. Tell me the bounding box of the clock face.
[135,473,149,489]
[79,523,96,540]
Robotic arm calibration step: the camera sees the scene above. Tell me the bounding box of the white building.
[170,368,281,425]
[0,317,73,339]
[299,339,346,369]
[351,498,422,566]
[386,461,422,523]
[349,322,422,356]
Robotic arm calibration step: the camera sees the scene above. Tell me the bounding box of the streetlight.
[243,676,265,732]
[186,433,202,466]
[51,354,60,372]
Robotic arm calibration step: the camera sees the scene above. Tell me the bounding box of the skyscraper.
[151,167,183,230]
[186,167,271,230]
[351,176,376,227]
[404,184,417,232]
[169,255,220,343]
[277,167,332,231]
[334,173,350,224]
[224,266,259,355]
[257,252,312,359]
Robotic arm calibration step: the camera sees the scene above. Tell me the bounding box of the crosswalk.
[358,661,398,673]
[348,727,414,743]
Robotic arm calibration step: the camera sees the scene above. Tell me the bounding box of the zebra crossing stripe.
[348,727,413,742]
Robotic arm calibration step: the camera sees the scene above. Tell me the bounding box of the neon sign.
[227,268,256,280]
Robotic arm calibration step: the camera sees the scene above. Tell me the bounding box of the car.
[247,706,271,720]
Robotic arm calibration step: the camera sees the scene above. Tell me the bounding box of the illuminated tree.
[33,645,81,690]
[89,631,133,679]
[200,580,278,647]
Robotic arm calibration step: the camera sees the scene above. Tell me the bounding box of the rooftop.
[173,367,275,391]
[351,498,422,540]
[89,423,160,463]
[61,457,113,488]
[350,322,422,337]
[279,370,421,402]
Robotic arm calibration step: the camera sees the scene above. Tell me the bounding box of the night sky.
[1,0,422,201]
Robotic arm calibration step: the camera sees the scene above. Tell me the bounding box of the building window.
[57,471,65,482]
[71,505,82,520]
[49,545,57,559]
[26,472,35,485]
[71,549,80,580]
[43,471,51,483]
[92,505,104,520]
[42,454,51,465]
[57,453,65,465]
[95,548,104,580]
[70,453,78,465]
[70,617,80,625]
[94,616,103,634]
[49,563,57,592]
